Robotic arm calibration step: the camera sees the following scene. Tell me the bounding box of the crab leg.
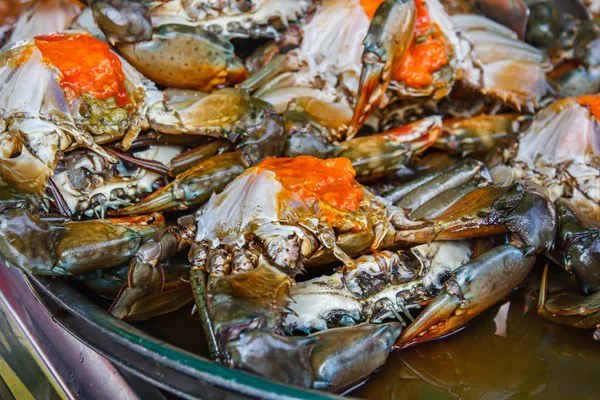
[335,116,441,180]
[0,209,165,275]
[285,241,472,334]
[108,152,250,215]
[109,261,194,322]
[394,183,557,250]
[110,215,197,320]
[394,242,536,349]
[169,139,234,176]
[348,0,417,137]
[393,158,492,212]
[434,114,529,156]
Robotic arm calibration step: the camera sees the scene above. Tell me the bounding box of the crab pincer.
[537,264,600,341]
[394,242,536,349]
[555,198,600,294]
[191,262,402,391]
[90,0,248,91]
[348,0,417,137]
[0,209,165,275]
[394,187,557,348]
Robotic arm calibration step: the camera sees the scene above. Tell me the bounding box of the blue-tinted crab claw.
[556,197,600,294]
[348,0,416,138]
[475,0,530,40]
[0,209,165,276]
[394,243,536,349]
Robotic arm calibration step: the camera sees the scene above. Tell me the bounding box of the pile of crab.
[0,0,600,392]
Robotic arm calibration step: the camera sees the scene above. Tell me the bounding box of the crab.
[508,96,600,306]
[239,0,550,145]
[0,30,284,199]
[434,94,600,339]
[84,0,317,90]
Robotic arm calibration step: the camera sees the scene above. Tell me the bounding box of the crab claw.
[192,260,401,391]
[556,198,600,294]
[90,0,153,43]
[475,0,530,40]
[0,209,165,275]
[310,323,402,390]
[109,261,193,322]
[109,152,249,215]
[537,264,600,341]
[394,243,535,349]
[348,0,416,138]
[114,25,248,91]
[91,1,248,91]
[337,115,442,180]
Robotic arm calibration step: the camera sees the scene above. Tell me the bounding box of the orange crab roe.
[360,0,448,88]
[34,33,130,107]
[577,95,600,119]
[258,156,364,216]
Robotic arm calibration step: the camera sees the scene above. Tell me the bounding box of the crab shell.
[5,0,83,46]
[197,162,365,244]
[0,31,163,193]
[194,157,404,268]
[149,0,314,38]
[512,97,600,205]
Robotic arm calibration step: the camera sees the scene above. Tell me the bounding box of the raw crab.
[437,94,600,339]
[241,0,550,142]
[0,31,283,197]
[86,0,314,90]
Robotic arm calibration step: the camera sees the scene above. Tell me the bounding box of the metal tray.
[24,272,339,400]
